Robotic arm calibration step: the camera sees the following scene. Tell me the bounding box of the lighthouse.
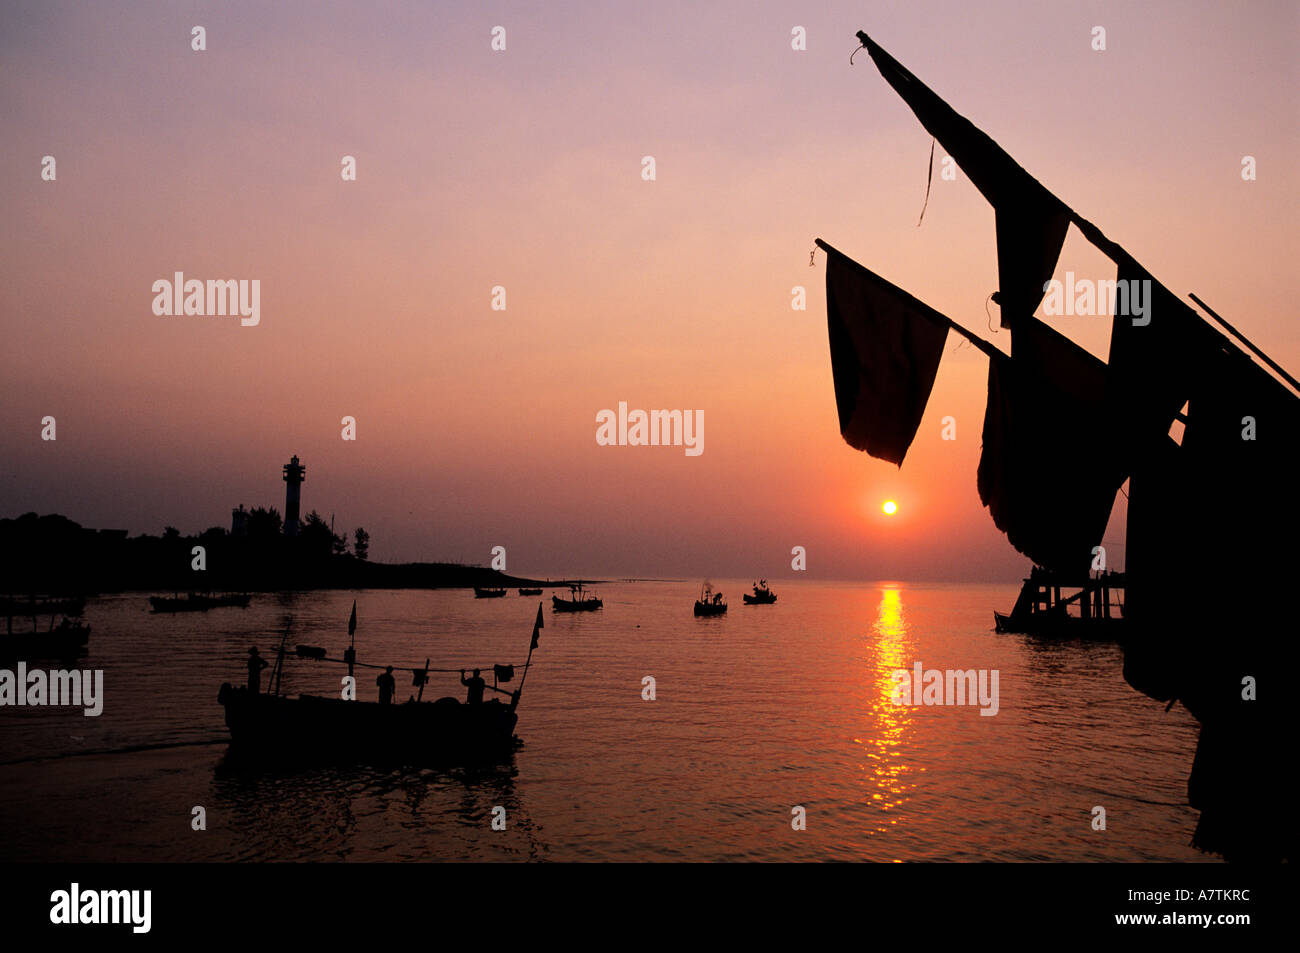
[282,455,306,536]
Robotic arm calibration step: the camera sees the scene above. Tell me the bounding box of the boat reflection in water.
[857,586,918,839]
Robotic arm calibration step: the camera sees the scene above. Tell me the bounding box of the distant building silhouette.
[282,455,306,537]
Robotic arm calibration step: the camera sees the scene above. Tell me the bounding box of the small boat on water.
[994,568,1125,640]
[552,583,602,613]
[473,587,508,598]
[216,601,544,765]
[150,592,252,613]
[742,580,777,605]
[694,582,727,616]
[0,617,90,660]
[518,587,543,596]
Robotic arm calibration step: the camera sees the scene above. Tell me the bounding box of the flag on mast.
[531,603,543,650]
[348,600,357,637]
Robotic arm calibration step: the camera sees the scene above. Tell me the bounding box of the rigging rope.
[917,138,935,226]
[230,656,529,673]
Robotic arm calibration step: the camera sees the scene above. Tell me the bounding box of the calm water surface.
[0,581,1212,861]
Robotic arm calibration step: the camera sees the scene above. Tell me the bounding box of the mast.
[511,603,543,714]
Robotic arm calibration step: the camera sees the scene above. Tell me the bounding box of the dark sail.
[824,247,949,465]
[977,319,1126,574]
[858,32,1069,323]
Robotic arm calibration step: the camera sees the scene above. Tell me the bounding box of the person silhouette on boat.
[460,668,486,705]
[247,647,268,693]
[376,666,396,705]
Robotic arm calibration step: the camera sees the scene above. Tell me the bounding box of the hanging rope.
[985,292,999,333]
[917,138,935,226]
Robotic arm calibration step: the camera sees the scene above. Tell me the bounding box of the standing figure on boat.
[461,668,486,705]
[376,665,396,705]
[246,647,268,693]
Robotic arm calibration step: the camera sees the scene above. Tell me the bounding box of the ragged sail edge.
[855,28,1294,400]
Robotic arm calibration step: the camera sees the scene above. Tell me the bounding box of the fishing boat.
[473,586,508,598]
[149,592,252,613]
[0,617,90,660]
[742,580,778,605]
[518,587,543,596]
[216,601,544,765]
[552,583,602,612]
[693,582,727,616]
[820,30,1299,859]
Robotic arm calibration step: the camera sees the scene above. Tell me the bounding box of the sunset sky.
[2,1,1296,580]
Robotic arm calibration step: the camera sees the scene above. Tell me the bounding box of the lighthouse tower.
[282,454,306,536]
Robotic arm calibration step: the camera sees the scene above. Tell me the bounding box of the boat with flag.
[819,30,1298,860]
[742,580,777,605]
[552,583,602,613]
[216,600,545,764]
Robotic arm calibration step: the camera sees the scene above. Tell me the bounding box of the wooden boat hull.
[0,625,90,660]
[216,684,518,765]
[518,588,543,596]
[552,596,602,612]
[742,593,777,605]
[694,601,727,616]
[473,588,508,598]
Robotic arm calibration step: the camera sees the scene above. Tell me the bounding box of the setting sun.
[882,500,898,516]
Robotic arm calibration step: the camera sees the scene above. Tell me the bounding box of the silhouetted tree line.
[0,512,533,595]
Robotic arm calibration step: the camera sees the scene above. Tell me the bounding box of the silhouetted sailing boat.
[821,30,1299,860]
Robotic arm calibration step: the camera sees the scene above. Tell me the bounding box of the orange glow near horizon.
[0,4,1293,581]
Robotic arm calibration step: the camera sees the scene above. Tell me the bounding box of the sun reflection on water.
[856,586,919,836]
